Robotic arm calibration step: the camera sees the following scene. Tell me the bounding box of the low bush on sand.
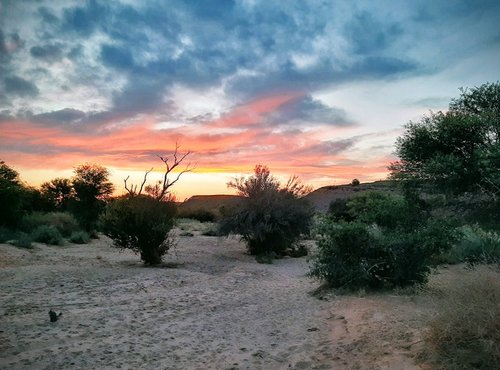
[69,231,91,244]
[32,225,64,245]
[101,195,177,265]
[21,212,80,237]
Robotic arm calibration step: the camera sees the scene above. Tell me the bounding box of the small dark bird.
[49,310,62,322]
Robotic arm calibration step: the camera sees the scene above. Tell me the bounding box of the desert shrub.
[11,232,33,249]
[32,225,64,245]
[69,231,91,244]
[327,198,353,222]
[309,218,457,289]
[21,212,80,237]
[425,267,500,369]
[309,221,387,289]
[219,165,314,258]
[100,195,177,265]
[346,191,420,229]
[178,208,216,222]
[351,178,360,186]
[0,226,16,243]
[442,225,500,264]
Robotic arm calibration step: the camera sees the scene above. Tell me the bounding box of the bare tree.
[124,143,193,201]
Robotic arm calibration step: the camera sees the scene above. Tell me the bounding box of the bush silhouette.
[101,195,177,265]
[219,165,313,258]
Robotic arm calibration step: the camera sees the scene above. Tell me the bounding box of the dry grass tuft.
[423,266,500,369]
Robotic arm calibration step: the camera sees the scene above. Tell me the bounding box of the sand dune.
[0,231,423,369]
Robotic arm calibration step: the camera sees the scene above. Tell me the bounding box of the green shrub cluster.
[32,225,64,245]
[100,195,177,265]
[69,231,91,244]
[21,212,80,237]
[443,225,500,264]
[310,192,457,289]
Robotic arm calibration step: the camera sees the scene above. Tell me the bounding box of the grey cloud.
[296,138,357,158]
[3,76,39,97]
[31,108,87,125]
[30,43,64,62]
[267,95,354,127]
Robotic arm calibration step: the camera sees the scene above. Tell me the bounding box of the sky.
[1,0,499,200]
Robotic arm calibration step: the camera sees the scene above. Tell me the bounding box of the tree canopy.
[390,82,500,198]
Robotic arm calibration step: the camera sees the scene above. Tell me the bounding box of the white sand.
[0,231,423,369]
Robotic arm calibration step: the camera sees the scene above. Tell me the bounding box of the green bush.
[219,165,314,258]
[69,231,91,244]
[0,226,16,243]
[32,225,64,245]
[100,195,177,265]
[21,212,80,237]
[11,232,33,249]
[443,225,500,264]
[309,219,457,290]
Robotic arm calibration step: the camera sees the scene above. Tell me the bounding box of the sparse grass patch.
[423,266,500,369]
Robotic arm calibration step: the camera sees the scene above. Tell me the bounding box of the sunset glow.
[1,1,499,199]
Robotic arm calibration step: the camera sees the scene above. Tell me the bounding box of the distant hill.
[178,181,398,216]
[178,194,244,217]
[304,181,398,212]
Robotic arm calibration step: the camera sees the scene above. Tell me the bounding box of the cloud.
[3,76,39,97]
[30,43,64,62]
[266,95,354,127]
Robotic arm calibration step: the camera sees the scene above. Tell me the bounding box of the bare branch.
[124,168,153,196]
[156,143,192,201]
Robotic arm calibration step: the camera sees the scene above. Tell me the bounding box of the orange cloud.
[0,92,392,196]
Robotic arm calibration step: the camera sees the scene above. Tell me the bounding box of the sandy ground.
[0,226,428,369]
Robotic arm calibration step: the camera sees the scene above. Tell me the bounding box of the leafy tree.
[219,165,314,258]
[40,178,75,211]
[390,82,500,198]
[71,163,114,231]
[0,161,27,227]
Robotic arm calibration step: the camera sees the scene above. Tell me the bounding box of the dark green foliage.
[346,191,420,229]
[310,219,458,289]
[328,198,353,222]
[40,178,75,212]
[311,190,458,289]
[0,226,16,243]
[21,212,80,237]
[442,226,500,264]
[32,225,64,245]
[390,82,500,201]
[0,161,26,227]
[11,232,33,249]
[351,178,360,186]
[100,195,177,265]
[219,165,314,258]
[69,231,91,244]
[71,163,114,231]
[178,209,216,222]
